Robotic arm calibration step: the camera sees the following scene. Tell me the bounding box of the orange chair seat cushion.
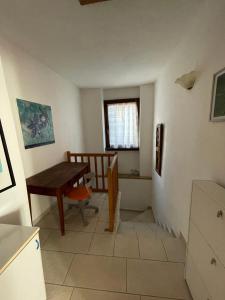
[66,186,92,201]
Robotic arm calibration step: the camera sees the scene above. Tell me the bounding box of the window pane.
[108,102,139,149]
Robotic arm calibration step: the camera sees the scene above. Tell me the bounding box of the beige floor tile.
[39,228,52,247]
[127,259,190,299]
[133,209,155,223]
[71,288,140,300]
[98,209,110,222]
[42,251,74,284]
[95,221,111,234]
[89,233,115,256]
[141,297,171,300]
[65,214,98,233]
[141,295,192,300]
[120,210,140,222]
[43,230,93,253]
[117,222,137,237]
[162,237,186,262]
[45,284,73,300]
[114,234,139,258]
[38,213,60,229]
[155,226,173,239]
[139,236,167,261]
[64,254,126,292]
[135,223,157,240]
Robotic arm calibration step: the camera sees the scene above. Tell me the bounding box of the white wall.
[140,84,154,176]
[80,89,104,152]
[119,178,152,211]
[104,87,140,100]
[0,56,31,226]
[153,0,225,240]
[0,36,84,222]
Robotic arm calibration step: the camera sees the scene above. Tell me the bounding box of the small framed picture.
[0,120,16,193]
[155,124,164,176]
[210,68,225,121]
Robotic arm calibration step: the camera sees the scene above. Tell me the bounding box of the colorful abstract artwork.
[17,99,55,149]
[0,120,16,193]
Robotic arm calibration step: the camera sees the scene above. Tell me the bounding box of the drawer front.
[188,222,225,300]
[191,184,225,265]
[186,253,212,300]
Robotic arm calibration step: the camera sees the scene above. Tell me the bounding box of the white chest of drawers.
[186,181,225,300]
[0,224,46,300]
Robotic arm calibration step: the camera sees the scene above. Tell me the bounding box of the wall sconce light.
[175,71,197,90]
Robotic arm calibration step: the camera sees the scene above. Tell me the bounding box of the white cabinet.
[186,181,225,300]
[0,225,46,300]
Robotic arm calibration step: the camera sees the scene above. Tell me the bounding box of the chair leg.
[79,203,88,226]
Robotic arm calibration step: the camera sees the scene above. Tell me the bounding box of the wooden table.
[26,162,89,235]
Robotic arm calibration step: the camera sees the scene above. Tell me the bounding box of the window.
[104,99,140,151]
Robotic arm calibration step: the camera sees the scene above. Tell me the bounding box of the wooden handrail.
[66,151,119,232]
[67,151,115,158]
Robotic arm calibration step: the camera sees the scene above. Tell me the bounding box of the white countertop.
[0,224,39,274]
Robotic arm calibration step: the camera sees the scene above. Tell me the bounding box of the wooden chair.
[65,172,99,226]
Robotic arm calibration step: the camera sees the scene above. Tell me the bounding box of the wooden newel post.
[66,151,71,162]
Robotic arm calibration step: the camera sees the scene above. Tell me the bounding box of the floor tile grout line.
[41,248,185,265]
[112,232,116,256]
[136,231,141,258]
[39,230,52,248]
[62,253,77,286]
[69,287,75,300]
[46,283,75,300]
[161,238,169,261]
[88,231,96,253]
[42,207,187,300]
[48,282,188,300]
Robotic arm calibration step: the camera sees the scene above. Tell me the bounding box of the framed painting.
[210,67,225,121]
[155,123,164,176]
[0,120,16,193]
[17,99,55,149]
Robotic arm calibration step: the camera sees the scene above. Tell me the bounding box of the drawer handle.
[217,210,223,218]
[35,239,40,250]
[210,258,217,265]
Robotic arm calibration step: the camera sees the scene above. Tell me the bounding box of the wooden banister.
[107,154,119,232]
[66,151,119,232]
[67,151,115,158]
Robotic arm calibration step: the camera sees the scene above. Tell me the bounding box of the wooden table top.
[26,162,88,189]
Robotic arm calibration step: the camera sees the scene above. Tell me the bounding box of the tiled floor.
[37,193,191,300]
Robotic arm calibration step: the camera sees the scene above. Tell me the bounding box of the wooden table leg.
[57,192,65,235]
[27,192,33,226]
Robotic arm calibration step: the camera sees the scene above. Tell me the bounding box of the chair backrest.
[84,172,95,189]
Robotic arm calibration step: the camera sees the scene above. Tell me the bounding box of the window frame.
[104,98,140,151]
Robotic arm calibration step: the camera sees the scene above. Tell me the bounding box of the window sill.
[119,173,152,180]
[105,147,139,152]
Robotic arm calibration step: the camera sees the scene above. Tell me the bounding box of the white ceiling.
[0,0,203,88]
